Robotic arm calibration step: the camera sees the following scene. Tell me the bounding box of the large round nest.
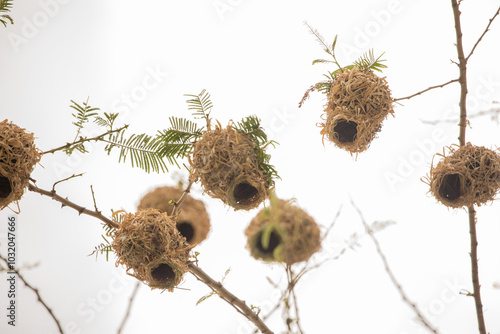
[428,143,500,208]
[321,67,393,154]
[112,209,191,291]
[190,126,269,211]
[0,120,41,209]
[137,185,211,246]
[245,198,321,265]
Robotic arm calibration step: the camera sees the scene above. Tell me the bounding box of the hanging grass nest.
[320,67,393,154]
[112,208,191,291]
[190,125,271,211]
[427,143,500,208]
[0,120,41,210]
[245,198,321,265]
[137,185,211,246]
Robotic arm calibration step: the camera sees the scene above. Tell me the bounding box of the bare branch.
[42,125,128,155]
[188,263,274,334]
[466,6,500,62]
[171,176,194,216]
[420,107,500,125]
[451,2,487,331]
[28,182,119,229]
[117,282,141,334]
[393,79,459,102]
[0,254,64,334]
[52,173,84,192]
[467,205,487,334]
[351,199,439,334]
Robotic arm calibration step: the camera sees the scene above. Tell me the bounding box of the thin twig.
[0,254,64,334]
[451,1,487,332]
[420,107,500,125]
[466,6,500,62]
[52,173,84,192]
[286,265,304,334]
[90,185,99,212]
[393,79,459,102]
[117,282,141,334]
[188,263,274,334]
[42,125,128,155]
[28,182,119,229]
[351,199,439,334]
[171,177,194,216]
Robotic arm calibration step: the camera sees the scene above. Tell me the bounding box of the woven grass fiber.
[320,67,393,154]
[245,198,321,265]
[0,120,41,210]
[137,185,210,246]
[113,209,191,291]
[428,143,500,208]
[190,125,269,211]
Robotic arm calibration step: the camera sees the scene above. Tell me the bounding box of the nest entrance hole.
[233,182,259,205]
[333,120,358,143]
[0,176,12,199]
[176,221,195,243]
[151,263,176,285]
[255,230,282,256]
[439,173,462,202]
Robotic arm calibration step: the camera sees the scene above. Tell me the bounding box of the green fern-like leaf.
[89,235,115,261]
[185,89,213,129]
[0,0,14,27]
[352,49,387,72]
[70,99,99,130]
[233,116,280,186]
[94,112,119,129]
[104,132,169,173]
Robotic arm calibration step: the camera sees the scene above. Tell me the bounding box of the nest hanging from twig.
[245,198,321,265]
[137,185,211,246]
[320,67,393,154]
[427,143,500,208]
[190,126,269,210]
[0,120,41,210]
[112,209,191,291]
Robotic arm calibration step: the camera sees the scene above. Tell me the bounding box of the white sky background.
[1,0,500,333]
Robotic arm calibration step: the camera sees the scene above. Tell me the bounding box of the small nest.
[427,143,500,208]
[321,67,393,154]
[321,108,383,153]
[137,185,211,246]
[245,198,321,265]
[0,120,41,209]
[112,209,191,291]
[190,126,269,210]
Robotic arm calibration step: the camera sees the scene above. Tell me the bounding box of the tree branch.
[117,282,141,334]
[28,182,119,229]
[451,1,487,333]
[171,177,194,216]
[351,199,439,334]
[0,254,64,334]
[393,79,459,102]
[466,6,500,62]
[188,263,274,334]
[42,125,128,155]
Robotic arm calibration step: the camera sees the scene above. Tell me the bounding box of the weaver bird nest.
[113,209,191,291]
[137,185,211,246]
[245,198,321,265]
[190,126,270,210]
[427,143,500,208]
[0,120,41,210]
[320,67,393,154]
